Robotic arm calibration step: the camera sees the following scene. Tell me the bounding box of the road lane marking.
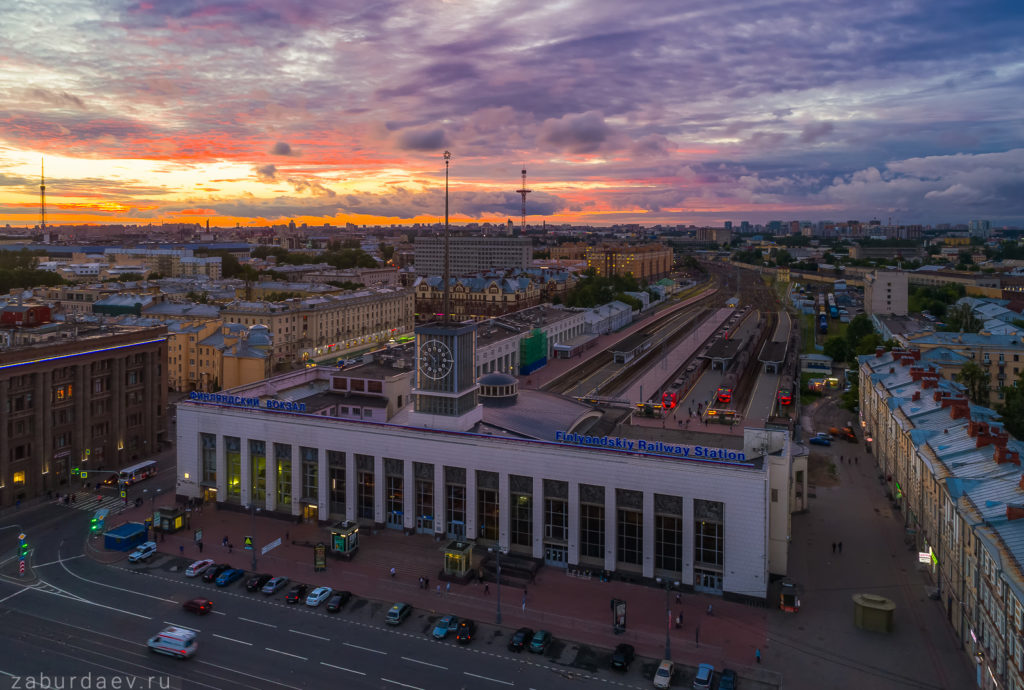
[213,633,252,646]
[401,656,447,670]
[164,621,200,631]
[266,647,307,661]
[344,641,386,655]
[381,679,423,690]
[464,671,513,686]
[32,554,85,568]
[289,628,329,641]
[321,661,366,676]
[0,588,28,604]
[56,550,176,603]
[197,660,302,689]
[30,580,152,619]
[239,616,276,627]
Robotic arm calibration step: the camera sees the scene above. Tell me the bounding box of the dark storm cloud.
[396,128,450,152]
[270,142,295,156]
[539,112,612,154]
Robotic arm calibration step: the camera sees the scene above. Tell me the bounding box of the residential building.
[900,331,1024,405]
[584,244,672,281]
[864,270,909,316]
[166,320,273,392]
[414,236,533,275]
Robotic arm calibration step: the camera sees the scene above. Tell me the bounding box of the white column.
[215,435,227,503]
[317,448,329,523]
[532,475,544,559]
[265,444,277,513]
[465,469,477,539]
[240,438,252,509]
[604,486,617,573]
[433,462,445,537]
[290,445,301,517]
[403,460,415,532]
[642,491,655,579]
[568,479,580,565]
[681,496,694,586]
[373,455,384,525]
[345,453,356,523]
[498,472,510,549]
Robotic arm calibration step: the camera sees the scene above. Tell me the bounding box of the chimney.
[889,367,895,374]
[934,390,943,402]
[995,445,1020,465]
[875,346,885,357]
[1007,505,1024,521]
[912,391,921,401]
[910,367,923,381]
[1020,474,1024,491]
[950,400,969,420]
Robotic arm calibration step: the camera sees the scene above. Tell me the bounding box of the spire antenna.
[442,150,452,325]
[40,159,46,232]
[515,165,531,236]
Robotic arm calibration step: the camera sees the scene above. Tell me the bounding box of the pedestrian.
[70,494,75,504]
[228,542,233,553]
[285,531,290,541]
[675,614,681,629]
[840,455,843,463]
[706,604,713,616]
[198,541,203,553]
[855,456,858,464]
[446,582,451,596]
[675,592,681,604]
[832,542,836,553]
[484,583,490,595]
[419,576,424,589]
[436,584,442,596]
[390,566,396,578]
[179,545,184,555]
[521,596,526,612]
[838,541,843,553]
[222,536,228,547]
[756,647,761,664]
[425,577,429,590]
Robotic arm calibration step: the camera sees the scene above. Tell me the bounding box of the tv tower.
[515,166,530,236]
[40,159,47,236]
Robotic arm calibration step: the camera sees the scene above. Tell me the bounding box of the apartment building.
[414,275,542,322]
[414,236,533,275]
[864,270,909,316]
[901,331,1024,405]
[0,321,168,507]
[166,320,272,392]
[219,288,414,367]
[585,243,672,281]
[860,347,1024,689]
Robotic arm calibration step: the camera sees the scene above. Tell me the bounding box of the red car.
[182,598,213,614]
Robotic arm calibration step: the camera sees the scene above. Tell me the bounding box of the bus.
[91,508,110,533]
[118,460,159,486]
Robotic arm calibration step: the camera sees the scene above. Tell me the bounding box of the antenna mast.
[40,159,46,232]
[515,166,531,235]
[442,150,452,325]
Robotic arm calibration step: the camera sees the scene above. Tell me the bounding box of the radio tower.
[515,166,530,236]
[40,159,46,235]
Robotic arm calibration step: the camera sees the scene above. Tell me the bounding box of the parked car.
[185,559,215,577]
[508,627,533,652]
[611,643,635,671]
[285,584,309,604]
[201,563,231,583]
[529,630,551,654]
[718,668,737,690]
[306,586,332,607]
[128,541,158,563]
[432,615,459,639]
[386,602,411,625]
[246,573,273,592]
[325,591,351,612]
[693,663,715,689]
[216,568,245,587]
[262,576,289,595]
[653,659,674,689]
[181,598,213,615]
[809,434,831,446]
[455,619,476,644]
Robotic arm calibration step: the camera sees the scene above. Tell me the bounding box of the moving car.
[529,630,551,654]
[245,573,272,592]
[386,602,411,625]
[611,643,635,671]
[306,586,332,607]
[508,627,533,652]
[455,619,476,644]
[653,659,674,689]
[201,563,231,583]
[182,598,213,615]
[718,668,737,690]
[285,583,309,604]
[693,663,715,689]
[147,626,197,659]
[215,568,245,586]
[128,541,158,563]
[185,559,215,577]
[325,591,351,612]
[432,615,459,639]
[809,434,831,446]
[262,576,289,594]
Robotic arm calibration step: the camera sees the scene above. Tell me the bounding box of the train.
[661,391,678,410]
[818,313,829,334]
[777,375,794,406]
[828,293,838,319]
[715,350,749,405]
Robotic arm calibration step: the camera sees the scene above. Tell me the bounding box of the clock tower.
[409,150,483,431]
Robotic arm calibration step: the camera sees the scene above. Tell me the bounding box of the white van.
[147,626,197,659]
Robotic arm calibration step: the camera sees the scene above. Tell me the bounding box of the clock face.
[421,339,454,380]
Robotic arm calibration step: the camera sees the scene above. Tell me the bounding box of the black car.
[284,583,308,604]
[611,643,635,671]
[201,564,231,583]
[455,619,476,644]
[325,590,352,612]
[246,573,272,592]
[508,627,534,652]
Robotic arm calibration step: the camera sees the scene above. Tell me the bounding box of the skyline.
[1,1,1023,228]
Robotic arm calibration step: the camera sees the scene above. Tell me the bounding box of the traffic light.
[90,517,100,532]
[20,541,28,557]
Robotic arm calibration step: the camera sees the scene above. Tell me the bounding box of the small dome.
[479,372,517,386]
[479,372,519,407]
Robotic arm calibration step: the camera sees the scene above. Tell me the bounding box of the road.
[0,508,662,690]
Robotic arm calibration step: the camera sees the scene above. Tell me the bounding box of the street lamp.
[488,546,506,625]
[655,577,681,660]
[246,502,260,570]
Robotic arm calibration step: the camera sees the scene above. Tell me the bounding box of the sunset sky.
[1,0,1023,228]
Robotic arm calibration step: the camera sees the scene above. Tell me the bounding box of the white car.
[128,541,158,563]
[185,559,215,577]
[306,586,332,607]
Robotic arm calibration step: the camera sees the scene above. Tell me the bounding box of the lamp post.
[246,502,260,570]
[656,577,680,660]
[489,546,505,625]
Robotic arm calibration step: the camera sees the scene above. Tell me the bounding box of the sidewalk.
[105,498,779,686]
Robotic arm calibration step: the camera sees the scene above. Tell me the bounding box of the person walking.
[521,596,526,612]
[179,545,184,556]
[756,647,762,664]
[838,541,843,553]
[484,583,490,595]
[445,582,451,596]
[198,541,203,553]
[436,584,442,596]
[418,576,424,589]
[390,566,396,578]
[832,542,836,553]
[425,577,429,590]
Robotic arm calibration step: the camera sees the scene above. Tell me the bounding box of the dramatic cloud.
[255,164,277,183]
[396,128,450,152]
[539,112,613,154]
[270,142,295,156]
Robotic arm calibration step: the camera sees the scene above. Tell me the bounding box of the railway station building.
[176,317,795,603]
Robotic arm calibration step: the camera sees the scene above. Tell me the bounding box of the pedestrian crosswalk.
[57,490,129,514]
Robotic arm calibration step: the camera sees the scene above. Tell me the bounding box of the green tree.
[955,361,991,405]
[997,375,1024,439]
[853,333,885,356]
[823,336,852,364]
[845,314,873,348]
[943,303,982,333]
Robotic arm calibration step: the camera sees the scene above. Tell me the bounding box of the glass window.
[225,436,241,501]
[510,493,531,547]
[655,514,682,572]
[617,509,642,565]
[357,471,375,519]
[478,488,498,541]
[249,440,266,504]
[387,475,404,520]
[328,451,345,515]
[415,479,433,522]
[201,433,216,484]
[545,499,568,541]
[446,484,465,530]
[275,443,292,507]
[301,447,318,500]
[695,520,723,567]
[580,503,605,559]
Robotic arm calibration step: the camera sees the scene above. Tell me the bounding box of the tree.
[955,361,990,405]
[943,303,982,334]
[853,333,885,357]
[823,336,851,364]
[845,314,873,348]
[998,375,1024,439]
